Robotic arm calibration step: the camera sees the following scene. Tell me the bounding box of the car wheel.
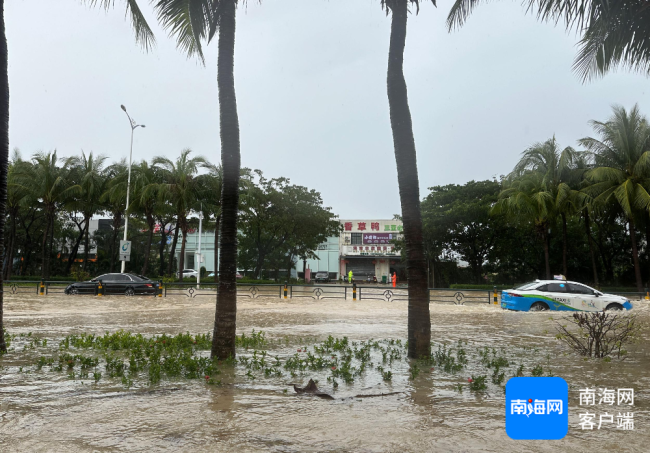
[605,303,623,311]
[125,287,135,297]
[530,302,549,312]
[68,287,79,295]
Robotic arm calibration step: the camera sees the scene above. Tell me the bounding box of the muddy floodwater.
[1,292,649,452]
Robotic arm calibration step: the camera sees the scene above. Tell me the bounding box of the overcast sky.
[6,0,649,219]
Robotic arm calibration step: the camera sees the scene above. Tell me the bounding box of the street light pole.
[120,105,145,273]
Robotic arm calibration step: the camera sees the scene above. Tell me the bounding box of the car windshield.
[514,282,540,290]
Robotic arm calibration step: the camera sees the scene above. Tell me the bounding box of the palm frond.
[85,0,156,51]
[154,0,215,62]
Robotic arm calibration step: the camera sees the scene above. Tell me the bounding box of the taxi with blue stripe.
[501,280,633,312]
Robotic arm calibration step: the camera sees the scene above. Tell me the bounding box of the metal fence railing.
[6,280,649,304]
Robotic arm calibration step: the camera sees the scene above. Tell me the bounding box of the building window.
[351,233,363,245]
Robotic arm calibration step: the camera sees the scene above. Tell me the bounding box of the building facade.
[178,219,404,282]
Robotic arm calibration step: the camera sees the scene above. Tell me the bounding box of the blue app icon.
[506,377,568,440]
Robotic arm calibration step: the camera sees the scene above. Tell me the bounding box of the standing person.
[348,270,353,284]
[392,272,397,288]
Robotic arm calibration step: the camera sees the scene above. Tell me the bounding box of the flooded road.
[1,293,649,452]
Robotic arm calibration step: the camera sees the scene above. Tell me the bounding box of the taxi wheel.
[605,303,623,311]
[530,302,549,311]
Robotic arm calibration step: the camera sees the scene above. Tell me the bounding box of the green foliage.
[237,170,341,279]
[468,375,488,392]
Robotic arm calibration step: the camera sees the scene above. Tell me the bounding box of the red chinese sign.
[371,222,379,231]
[358,222,366,231]
[344,222,353,231]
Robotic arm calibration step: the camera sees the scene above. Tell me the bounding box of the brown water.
[0,293,649,452]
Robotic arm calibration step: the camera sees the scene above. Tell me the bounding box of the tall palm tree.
[511,138,579,276]
[0,0,8,353]
[446,0,650,81]
[15,152,72,279]
[198,164,224,283]
[152,0,243,359]
[69,151,107,271]
[131,160,161,276]
[381,0,433,359]
[580,104,650,292]
[492,173,556,279]
[102,161,129,272]
[153,149,206,279]
[4,152,29,280]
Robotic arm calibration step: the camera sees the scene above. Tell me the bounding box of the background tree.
[68,151,107,271]
[511,138,581,276]
[580,104,650,291]
[382,0,434,359]
[130,160,161,276]
[102,161,129,272]
[422,180,501,283]
[492,172,556,279]
[153,149,206,279]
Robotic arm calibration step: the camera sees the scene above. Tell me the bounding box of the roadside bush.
[555,312,640,358]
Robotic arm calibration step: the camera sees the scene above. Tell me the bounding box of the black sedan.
[65,273,158,296]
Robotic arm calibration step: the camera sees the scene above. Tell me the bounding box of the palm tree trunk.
[3,213,15,279]
[47,214,55,278]
[214,214,220,283]
[83,217,90,271]
[584,210,599,288]
[178,221,187,281]
[561,212,568,277]
[141,216,154,276]
[167,220,179,277]
[646,220,650,288]
[66,224,85,275]
[158,224,167,276]
[542,229,551,279]
[109,213,122,273]
[212,0,241,360]
[387,0,430,359]
[40,211,51,279]
[0,0,9,352]
[628,219,643,292]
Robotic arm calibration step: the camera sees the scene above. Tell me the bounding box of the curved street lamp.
[120,105,145,273]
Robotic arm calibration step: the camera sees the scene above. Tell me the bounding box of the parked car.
[501,280,633,312]
[65,273,158,296]
[314,272,330,283]
[179,269,198,279]
[206,271,244,279]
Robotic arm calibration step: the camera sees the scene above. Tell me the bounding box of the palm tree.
[3,152,30,280]
[492,173,556,279]
[69,151,107,271]
[446,0,650,81]
[580,104,650,292]
[198,164,223,283]
[130,160,161,276]
[0,0,9,352]
[153,149,206,280]
[102,161,129,272]
[15,151,72,279]
[381,0,433,359]
[511,138,579,276]
[152,0,243,359]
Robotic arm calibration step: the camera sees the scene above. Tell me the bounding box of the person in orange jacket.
[391,272,397,288]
